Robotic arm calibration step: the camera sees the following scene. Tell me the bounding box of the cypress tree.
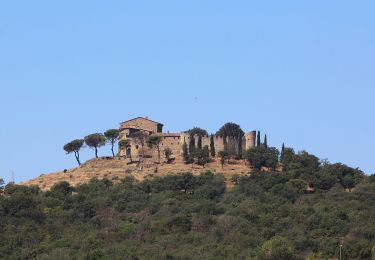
[197,135,202,150]
[189,135,196,155]
[264,134,268,148]
[182,140,189,163]
[257,131,261,147]
[210,134,216,157]
[237,137,243,159]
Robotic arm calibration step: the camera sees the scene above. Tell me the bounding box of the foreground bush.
[1,165,375,259]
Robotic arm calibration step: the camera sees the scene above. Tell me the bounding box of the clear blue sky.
[1,1,374,183]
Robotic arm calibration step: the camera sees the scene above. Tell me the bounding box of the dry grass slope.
[22,157,252,191]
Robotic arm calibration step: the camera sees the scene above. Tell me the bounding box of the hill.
[21,157,251,191]
[2,148,375,259]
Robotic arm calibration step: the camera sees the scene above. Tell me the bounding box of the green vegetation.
[164,148,173,163]
[84,133,106,158]
[185,127,208,137]
[218,150,229,169]
[264,134,268,148]
[63,139,84,165]
[257,130,261,147]
[182,140,190,163]
[0,178,4,192]
[210,134,216,157]
[104,129,120,157]
[216,122,244,159]
[1,153,375,259]
[244,146,279,170]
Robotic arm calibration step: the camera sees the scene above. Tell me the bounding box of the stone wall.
[119,131,256,160]
[120,117,161,134]
[178,132,256,155]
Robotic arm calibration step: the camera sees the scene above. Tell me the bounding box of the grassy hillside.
[21,157,250,191]
[1,150,375,259]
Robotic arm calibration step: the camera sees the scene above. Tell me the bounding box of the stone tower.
[244,131,256,150]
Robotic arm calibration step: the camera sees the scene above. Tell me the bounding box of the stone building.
[118,117,256,161]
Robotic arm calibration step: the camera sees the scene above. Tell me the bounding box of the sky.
[0,1,374,183]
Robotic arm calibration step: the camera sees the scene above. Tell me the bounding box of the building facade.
[118,117,256,161]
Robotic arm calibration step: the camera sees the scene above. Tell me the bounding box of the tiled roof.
[120,117,163,126]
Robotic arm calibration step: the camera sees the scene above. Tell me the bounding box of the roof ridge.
[120,117,164,125]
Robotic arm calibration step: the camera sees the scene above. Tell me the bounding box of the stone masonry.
[118,117,256,161]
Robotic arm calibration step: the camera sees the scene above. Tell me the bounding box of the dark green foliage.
[182,140,190,163]
[216,122,244,159]
[264,134,268,148]
[244,146,280,170]
[257,130,261,147]
[216,122,244,139]
[84,134,106,158]
[218,150,229,169]
[196,145,210,167]
[189,135,196,154]
[104,129,120,157]
[185,127,208,137]
[257,236,295,260]
[63,139,84,165]
[210,134,215,157]
[197,135,202,150]
[1,151,374,259]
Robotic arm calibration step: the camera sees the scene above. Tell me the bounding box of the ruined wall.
[158,135,181,159]
[118,134,182,162]
[118,129,257,160]
[179,132,256,156]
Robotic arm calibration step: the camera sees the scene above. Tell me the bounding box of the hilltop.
[22,157,251,191]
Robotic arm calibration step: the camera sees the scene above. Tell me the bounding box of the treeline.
[1,155,375,259]
[64,129,173,166]
[63,129,120,165]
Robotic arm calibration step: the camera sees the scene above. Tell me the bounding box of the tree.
[147,136,162,163]
[0,178,4,191]
[189,135,196,155]
[197,146,210,168]
[164,148,173,163]
[130,131,149,159]
[185,127,208,137]
[257,130,261,147]
[104,129,120,157]
[257,236,294,260]
[84,134,106,158]
[197,135,202,150]
[63,139,84,165]
[210,134,215,157]
[218,150,228,169]
[182,140,190,164]
[216,122,244,159]
[244,146,280,170]
[264,134,268,148]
